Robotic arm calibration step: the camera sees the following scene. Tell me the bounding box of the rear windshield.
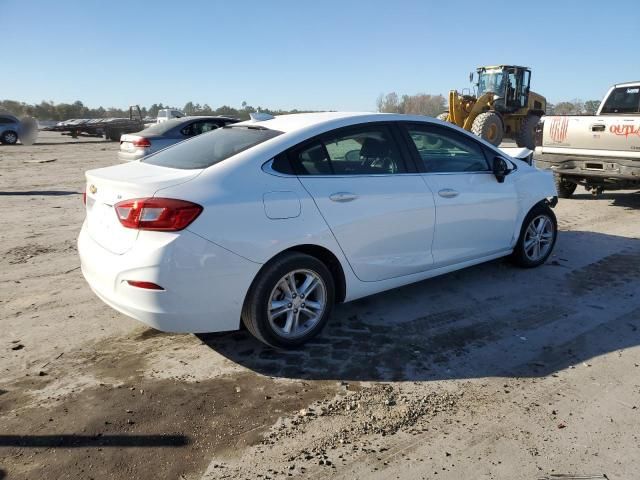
[600,86,640,114]
[142,125,283,169]
[140,119,184,135]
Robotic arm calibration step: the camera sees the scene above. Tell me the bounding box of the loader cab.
[477,65,531,114]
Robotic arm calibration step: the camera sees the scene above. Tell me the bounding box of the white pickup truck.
[535,81,640,196]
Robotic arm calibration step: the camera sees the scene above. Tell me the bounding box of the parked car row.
[79,111,558,348]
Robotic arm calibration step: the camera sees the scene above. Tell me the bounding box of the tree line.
[0,96,602,122]
[0,99,319,121]
[376,92,601,116]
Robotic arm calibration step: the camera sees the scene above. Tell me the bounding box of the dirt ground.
[1,132,639,480]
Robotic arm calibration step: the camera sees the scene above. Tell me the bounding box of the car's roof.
[236,112,409,134]
[612,81,640,88]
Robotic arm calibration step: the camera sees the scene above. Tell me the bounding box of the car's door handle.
[591,124,606,132]
[438,189,459,198]
[329,192,358,203]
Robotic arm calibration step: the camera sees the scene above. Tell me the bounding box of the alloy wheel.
[267,269,327,339]
[523,215,554,262]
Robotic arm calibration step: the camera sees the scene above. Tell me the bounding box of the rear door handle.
[591,124,605,132]
[438,188,459,198]
[329,192,358,203]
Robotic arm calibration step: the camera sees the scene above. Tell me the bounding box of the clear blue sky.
[2,0,639,111]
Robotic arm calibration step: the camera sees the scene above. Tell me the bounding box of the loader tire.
[516,114,542,150]
[436,112,449,122]
[471,112,503,146]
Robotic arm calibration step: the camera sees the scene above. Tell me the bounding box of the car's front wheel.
[511,203,557,268]
[242,252,335,348]
[1,130,18,145]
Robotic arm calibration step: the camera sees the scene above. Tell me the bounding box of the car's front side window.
[406,125,490,173]
[293,125,406,175]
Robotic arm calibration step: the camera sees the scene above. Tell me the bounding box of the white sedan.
[78,112,558,348]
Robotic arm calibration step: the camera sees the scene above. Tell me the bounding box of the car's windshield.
[477,70,507,95]
[142,125,283,169]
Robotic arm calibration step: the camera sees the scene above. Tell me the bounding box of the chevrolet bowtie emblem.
[89,184,97,194]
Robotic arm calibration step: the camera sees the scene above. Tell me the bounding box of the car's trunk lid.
[84,162,201,254]
[119,133,143,153]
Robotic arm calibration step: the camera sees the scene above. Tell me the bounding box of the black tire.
[107,129,121,141]
[471,112,503,146]
[242,252,335,349]
[1,130,18,145]
[436,112,449,122]
[516,114,542,150]
[511,203,558,268]
[554,174,577,199]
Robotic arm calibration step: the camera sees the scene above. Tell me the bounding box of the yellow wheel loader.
[437,65,546,149]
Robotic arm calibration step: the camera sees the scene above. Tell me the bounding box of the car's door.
[291,123,436,282]
[402,123,518,266]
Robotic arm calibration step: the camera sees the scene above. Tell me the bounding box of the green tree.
[183,101,195,115]
[583,100,601,114]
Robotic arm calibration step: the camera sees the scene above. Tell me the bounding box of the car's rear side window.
[290,125,407,175]
[142,126,282,169]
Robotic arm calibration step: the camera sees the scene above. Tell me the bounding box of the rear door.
[402,123,518,266]
[293,123,436,282]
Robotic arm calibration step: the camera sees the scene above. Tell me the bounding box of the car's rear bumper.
[536,154,640,187]
[78,221,261,333]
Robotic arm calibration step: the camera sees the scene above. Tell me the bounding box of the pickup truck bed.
[535,82,640,196]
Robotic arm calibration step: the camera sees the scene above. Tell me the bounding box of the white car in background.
[78,112,558,348]
[156,109,185,123]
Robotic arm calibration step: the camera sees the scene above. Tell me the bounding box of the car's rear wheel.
[511,203,557,268]
[1,130,18,145]
[242,252,335,348]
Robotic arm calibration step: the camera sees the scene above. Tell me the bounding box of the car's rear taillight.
[132,137,151,148]
[126,280,164,290]
[82,187,86,205]
[114,198,202,231]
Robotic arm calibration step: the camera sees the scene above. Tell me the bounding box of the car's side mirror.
[493,157,510,183]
